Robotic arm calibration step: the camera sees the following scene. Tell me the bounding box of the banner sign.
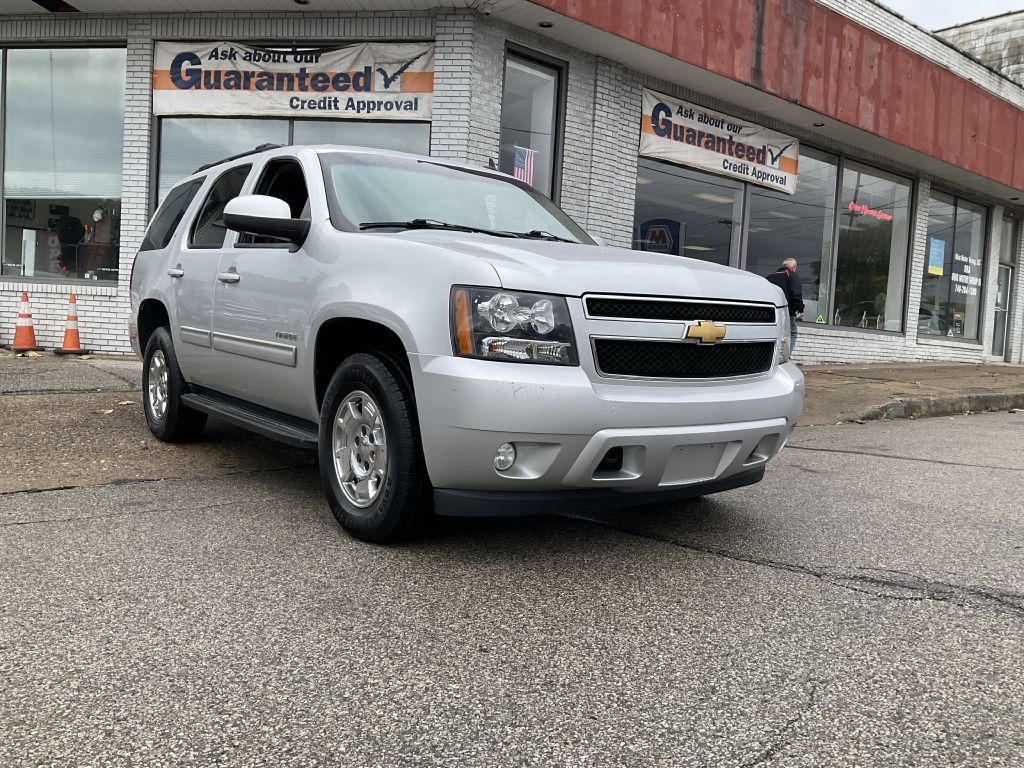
[640,89,799,194]
[153,41,434,120]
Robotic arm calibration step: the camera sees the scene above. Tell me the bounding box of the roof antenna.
[488,158,497,170]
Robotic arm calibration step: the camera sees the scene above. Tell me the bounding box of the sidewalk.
[799,362,1024,425]
[2,349,1023,426]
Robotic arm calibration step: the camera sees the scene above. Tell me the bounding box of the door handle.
[167,267,185,278]
[217,272,241,284]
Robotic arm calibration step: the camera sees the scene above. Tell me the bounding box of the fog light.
[494,442,516,471]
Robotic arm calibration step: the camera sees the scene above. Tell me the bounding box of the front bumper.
[410,354,803,508]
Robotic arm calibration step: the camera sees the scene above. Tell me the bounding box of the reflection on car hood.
[392,230,785,305]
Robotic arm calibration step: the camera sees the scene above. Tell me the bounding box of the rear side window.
[140,179,203,251]
[189,164,252,249]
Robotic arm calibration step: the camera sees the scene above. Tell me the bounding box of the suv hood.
[395,231,783,305]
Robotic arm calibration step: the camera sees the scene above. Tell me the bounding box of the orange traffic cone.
[6,292,44,352]
[55,293,91,355]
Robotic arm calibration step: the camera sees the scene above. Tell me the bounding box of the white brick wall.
[0,284,121,353]
[583,59,641,247]
[431,12,475,160]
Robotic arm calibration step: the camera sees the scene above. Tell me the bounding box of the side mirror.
[223,195,310,246]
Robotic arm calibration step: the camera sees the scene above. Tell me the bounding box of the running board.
[182,391,319,450]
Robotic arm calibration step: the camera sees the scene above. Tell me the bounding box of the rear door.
[171,163,252,386]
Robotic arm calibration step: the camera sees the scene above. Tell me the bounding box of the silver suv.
[130,145,803,542]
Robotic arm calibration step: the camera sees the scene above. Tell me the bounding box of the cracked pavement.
[1,357,1023,766]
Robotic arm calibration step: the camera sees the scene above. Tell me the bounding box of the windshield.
[320,152,593,244]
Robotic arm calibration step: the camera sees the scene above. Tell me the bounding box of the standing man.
[766,258,804,353]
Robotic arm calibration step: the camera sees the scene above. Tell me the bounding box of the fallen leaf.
[79,355,94,360]
[96,409,115,415]
[118,401,134,406]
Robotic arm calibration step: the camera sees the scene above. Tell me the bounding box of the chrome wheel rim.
[147,349,169,422]
[332,390,388,509]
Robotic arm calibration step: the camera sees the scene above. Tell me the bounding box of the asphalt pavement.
[1,352,1023,766]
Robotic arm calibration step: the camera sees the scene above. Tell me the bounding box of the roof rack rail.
[194,143,283,173]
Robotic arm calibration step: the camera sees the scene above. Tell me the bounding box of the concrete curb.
[858,391,1024,421]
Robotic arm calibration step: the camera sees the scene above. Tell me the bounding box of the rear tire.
[142,326,207,442]
[318,352,430,543]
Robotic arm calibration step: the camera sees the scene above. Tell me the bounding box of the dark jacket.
[766,266,804,316]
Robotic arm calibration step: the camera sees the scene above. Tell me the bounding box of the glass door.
[992,265,1012,359]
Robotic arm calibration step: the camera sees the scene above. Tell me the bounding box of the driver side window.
[240,159,310,245]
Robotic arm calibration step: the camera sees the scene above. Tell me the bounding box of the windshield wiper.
[358,219,517,238]
[512,230,576,243]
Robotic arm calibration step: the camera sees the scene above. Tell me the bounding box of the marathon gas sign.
[153,41,434,120]
[640,89,799,194]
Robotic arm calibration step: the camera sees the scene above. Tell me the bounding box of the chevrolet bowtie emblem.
[686,320,727,344]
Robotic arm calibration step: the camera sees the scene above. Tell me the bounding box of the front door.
[209,157,316,418]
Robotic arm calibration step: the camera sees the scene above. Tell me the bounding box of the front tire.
[142,326,207,442]
[318,352,430,543]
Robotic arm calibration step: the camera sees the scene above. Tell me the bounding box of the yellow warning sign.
[815,315,825,324]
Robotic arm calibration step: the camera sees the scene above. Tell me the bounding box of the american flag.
[513,145,537,186]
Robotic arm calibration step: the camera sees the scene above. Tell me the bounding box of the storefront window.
[158,118,431,202]
[833,164,911,331]
[919,192,987,340]
[293,121,429,156]
[2,48,126,283]
[746,150,838,322]
[158,118,288,201]
[499,52,561,198]
[632,158,742,266]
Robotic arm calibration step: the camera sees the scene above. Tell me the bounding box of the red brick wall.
[531,0,1024,191]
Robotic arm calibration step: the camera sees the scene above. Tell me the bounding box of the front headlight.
[451,286,578,365]
[777,309,791,364]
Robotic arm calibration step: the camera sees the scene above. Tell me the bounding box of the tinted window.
[158,118,286,202]
[141,179,203,251]
[833,164,911,332]
[190,165,251,249]
[632,158,742,266]
[919,193,987,340]
[745,150,838,323]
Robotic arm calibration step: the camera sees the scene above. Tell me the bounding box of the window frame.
[633,144,915,336]
[499,43,568,204]
[916,187,991,344]
[827,158,915,336]
[999,215,1019,267]
[740,145,840,322]
[0,44,128,286]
